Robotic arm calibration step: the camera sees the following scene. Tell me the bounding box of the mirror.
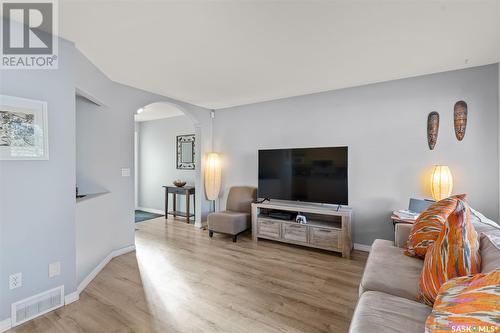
[181,143,193,163]
[177,134,195,169]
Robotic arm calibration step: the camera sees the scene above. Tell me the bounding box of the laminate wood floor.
[9,218,367,333]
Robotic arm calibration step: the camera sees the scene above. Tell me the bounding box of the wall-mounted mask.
[427,111,439,150]
[453,101,468,141]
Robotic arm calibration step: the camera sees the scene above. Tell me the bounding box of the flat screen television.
[258,147,348,205]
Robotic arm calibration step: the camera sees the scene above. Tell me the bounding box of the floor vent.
[11,286,64,327]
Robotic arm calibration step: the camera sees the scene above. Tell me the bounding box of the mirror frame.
[176,134,195,170]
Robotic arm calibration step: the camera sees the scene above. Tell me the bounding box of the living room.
[0,1,499,333]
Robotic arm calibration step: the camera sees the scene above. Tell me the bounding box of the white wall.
[138,115,196,214]
[214,64,499,246]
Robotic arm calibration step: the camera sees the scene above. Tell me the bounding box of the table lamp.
[430,165,453,201]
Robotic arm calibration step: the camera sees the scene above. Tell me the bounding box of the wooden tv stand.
[251,201,353,258]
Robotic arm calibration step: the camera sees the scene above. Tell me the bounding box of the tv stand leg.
[336,204,341,211]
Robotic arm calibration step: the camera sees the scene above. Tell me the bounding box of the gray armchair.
[207,186,257,242]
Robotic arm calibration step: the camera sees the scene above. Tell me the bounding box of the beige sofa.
[349,211,500,333]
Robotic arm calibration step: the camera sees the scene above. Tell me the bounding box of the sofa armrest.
[395,223,413,248]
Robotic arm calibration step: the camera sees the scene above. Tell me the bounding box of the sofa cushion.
[406,195,465,258]
[207,211,250,235]
[481,233,500,273]
[425,270,500,333]
[456,207,500,273]
[348,291,432,333]
[419,198,480,305]
[470,208,500,235]
[360,239,423,300]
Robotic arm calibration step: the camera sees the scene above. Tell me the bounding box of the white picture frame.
[0,95,49,160]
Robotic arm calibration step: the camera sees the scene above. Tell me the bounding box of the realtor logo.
[1,0,58,69]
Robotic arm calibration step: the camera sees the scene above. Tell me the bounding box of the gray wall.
[0,36,212,322]
[138,116,196,214]
[73,52,211,286]
[73,41,214,229]
[0,39,77,320]
[75,91,138,285]
[214,64,500,246]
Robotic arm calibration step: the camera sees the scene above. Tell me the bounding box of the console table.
[251,201,353,258]
[163,186,195,224]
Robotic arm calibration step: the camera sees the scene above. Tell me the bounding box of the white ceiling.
[60,1,500,109]
[134,102,185,122]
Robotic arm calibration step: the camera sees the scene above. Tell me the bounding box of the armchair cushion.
[226,186,257,213]
[207,211,250,235]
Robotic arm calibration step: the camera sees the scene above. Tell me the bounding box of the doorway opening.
[134,102,198,225]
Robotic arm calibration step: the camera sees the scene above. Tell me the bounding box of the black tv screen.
[258,147,348,205]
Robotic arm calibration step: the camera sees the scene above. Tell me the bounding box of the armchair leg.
[209,230,213,238]
[232,235,237,242]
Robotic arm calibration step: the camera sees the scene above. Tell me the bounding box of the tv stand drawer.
[252,202,352,258]
[257,219,281,239]
[310,227,341,250]
[282,223,307,243]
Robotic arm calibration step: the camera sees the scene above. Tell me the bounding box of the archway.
[133,101,203,227]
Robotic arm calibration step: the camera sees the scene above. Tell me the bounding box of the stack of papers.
[393,209,419,221]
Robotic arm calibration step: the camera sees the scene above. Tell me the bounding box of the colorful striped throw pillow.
[418,197,481,305]
[425,270,500,333]
[406,194,466,258]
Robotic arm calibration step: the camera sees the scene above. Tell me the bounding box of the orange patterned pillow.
[425,270,500,333]
[406,194,466,258]
[418,197,481,305]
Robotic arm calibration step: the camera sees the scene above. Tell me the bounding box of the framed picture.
[176,134,195,170]
[0,95,49,160]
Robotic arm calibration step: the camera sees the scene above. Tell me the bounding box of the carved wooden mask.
[453,101,468,141]
[427,111,439,150]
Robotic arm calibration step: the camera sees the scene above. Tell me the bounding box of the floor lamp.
[205,153,222,212]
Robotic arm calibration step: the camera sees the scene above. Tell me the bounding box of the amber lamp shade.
[430,165,453,201]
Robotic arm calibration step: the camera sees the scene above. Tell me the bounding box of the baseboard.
[137,206,164,215]
[354,243,371,252]
[112,245,136,257]
[77,244,136,295]
[77,253,113,294]
[0,246,135,331]
[64,291,80,305]
[0,318,11,333]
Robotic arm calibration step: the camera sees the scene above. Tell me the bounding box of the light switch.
[121,168,131,177]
